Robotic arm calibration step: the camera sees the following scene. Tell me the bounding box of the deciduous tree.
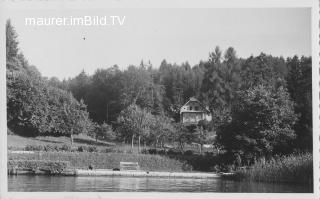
[217,85,298,162]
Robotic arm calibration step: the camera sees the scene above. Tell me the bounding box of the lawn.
[7,134,194,154]
[7,134,195,172]
[7,134,114,150]
[7,134,213,172]
[8,134,156,154]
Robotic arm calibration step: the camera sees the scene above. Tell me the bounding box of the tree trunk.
[138,135,141,153]
[155,138,159,150]
[199,144,203,155]
[179,141,184,153]
[70,131,74,146]
[131,134,135,149]
[144,141,146,149]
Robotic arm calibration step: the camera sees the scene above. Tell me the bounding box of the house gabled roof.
[180,97,210,114]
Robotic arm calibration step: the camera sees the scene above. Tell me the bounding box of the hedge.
[8,160,70,174]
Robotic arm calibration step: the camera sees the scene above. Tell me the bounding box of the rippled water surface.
[8,175,312,192]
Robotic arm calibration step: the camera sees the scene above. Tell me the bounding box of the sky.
[8,8,311,80]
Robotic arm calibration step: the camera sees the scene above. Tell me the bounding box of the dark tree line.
[6,19,312,156]
[58,48,311,152]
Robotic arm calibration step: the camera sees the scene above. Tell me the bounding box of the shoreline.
[75,169,223,178]
[8,168,230,179]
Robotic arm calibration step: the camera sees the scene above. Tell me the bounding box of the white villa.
[180,97,212,125]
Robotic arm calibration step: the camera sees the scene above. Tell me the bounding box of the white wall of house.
[182,112,203,123]
[180,100,212,124]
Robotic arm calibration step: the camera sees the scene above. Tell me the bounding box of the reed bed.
[236,153,313,184]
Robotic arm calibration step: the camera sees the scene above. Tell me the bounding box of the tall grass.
[236,153,313,184]
[8,152,190,172]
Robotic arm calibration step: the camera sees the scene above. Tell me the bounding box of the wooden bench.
[120,162,140,171]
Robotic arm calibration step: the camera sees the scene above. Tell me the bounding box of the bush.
[182,162,193,171]
[204,152,214,157]
[25,145,44,151]
[157,150,166,155]
[147,148,157,154]
[70,146,78,152]
[61,144,71,151]
[209,165,220,172]
[167,148,180,155]
[44,145,57,152]
[88,146,97,152]
[8,160,70,174]
[141,149,149,154]
[93,122,116,141]
[77,146,88,152]
[103,147,116,153]
[8,146,21,151]
[184,150,193,156]
[23,144,101,153]
[76,145,97,152]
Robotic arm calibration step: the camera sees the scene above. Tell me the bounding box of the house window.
[195,106,199,111]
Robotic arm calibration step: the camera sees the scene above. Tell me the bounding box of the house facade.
[180,97,212,125]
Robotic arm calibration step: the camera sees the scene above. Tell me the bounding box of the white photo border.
[0,0,319,198]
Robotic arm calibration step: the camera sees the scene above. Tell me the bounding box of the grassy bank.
[8,134,153,154]
[8,151,190,172]
[234,153,313,184]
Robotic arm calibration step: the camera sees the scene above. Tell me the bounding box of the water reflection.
[8,175,312,192]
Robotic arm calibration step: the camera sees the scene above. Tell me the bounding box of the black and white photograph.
[1,0,319,198]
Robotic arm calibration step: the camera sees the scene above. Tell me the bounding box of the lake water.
[8,175,312,192]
